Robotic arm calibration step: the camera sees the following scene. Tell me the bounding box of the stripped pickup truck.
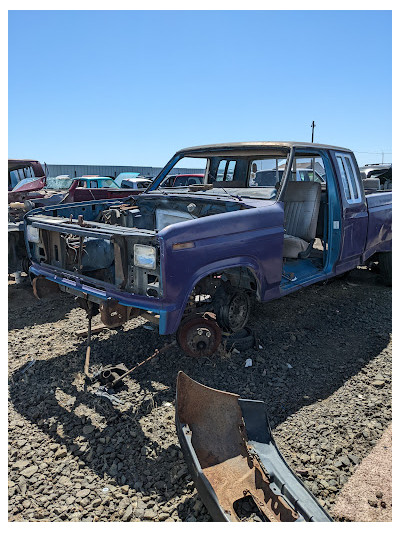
[25,142,392,355]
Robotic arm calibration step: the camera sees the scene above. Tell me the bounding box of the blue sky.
[8,10,392,166]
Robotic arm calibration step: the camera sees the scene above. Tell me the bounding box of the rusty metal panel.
[176,372,332,522]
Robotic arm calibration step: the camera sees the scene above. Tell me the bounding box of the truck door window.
[250,159,287,187]
[336,154,361,203]
[290,157,326,183]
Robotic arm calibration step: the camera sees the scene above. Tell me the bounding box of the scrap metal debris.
[108,341,177,388]
[84,303,94,378]
[94,363,129,386]
[93,386,124,405]
[175,372,332,522]
[89,341,177,390]
[75,324,111,338]
[17,359,36,375]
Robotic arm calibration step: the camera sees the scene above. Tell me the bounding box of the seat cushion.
[283,234,310,259]
[283,182,321,242]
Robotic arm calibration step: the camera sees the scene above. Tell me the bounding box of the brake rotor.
[177,313,222,358]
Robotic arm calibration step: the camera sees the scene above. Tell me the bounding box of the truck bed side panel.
[364,192,392,260]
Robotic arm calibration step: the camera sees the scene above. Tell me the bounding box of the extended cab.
[25,142,392,354]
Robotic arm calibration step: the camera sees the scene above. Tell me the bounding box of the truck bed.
[365,191,392,260]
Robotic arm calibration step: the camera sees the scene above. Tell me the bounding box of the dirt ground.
[8,266,392,522]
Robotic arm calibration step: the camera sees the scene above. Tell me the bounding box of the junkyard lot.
[8,267,391,521]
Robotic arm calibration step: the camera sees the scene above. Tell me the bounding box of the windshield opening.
[154,153,291,198]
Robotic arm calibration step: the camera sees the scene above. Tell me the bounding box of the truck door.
[333,152,368,268]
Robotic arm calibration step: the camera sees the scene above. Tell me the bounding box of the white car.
[120,177,152,190]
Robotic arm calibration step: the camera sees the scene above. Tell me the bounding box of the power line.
[353,150,392,154]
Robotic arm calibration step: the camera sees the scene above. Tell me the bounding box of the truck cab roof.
[175,141,353,157]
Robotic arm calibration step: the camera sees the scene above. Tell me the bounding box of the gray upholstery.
[283,234,310,259]
[283,182,321,259]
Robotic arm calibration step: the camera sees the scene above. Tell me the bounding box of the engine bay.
[27,194,249,297]
[98,194,247,232]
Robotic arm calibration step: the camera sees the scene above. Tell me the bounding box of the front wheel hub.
[177,313,222,357]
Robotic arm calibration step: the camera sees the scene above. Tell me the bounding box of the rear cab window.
[216,160,236,181]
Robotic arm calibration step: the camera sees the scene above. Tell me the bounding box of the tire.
[22,257,31,275]
[214,284,252,332]
[224,327,255,352]
[379,251,392,286]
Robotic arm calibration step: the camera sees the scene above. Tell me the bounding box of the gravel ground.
[8,267,391,522]
[332,424,392,521]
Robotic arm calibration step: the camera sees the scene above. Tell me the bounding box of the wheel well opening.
[182,267,260,332]
[193,267,259,301]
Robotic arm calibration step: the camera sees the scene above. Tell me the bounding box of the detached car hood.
[175,372,332,522]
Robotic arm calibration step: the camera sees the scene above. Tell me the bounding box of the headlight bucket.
[134,244,156,270]
[27,226,40,243]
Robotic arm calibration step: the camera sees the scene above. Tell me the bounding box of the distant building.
[44,163,204,179]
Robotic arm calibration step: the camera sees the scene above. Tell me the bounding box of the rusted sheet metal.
[32,276,60,299]
[99,300,138,327]
[176,372,332,522]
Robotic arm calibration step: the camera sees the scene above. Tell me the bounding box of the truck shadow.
[9,340,190,509]
[8,282,76,331]
[8,268,391,518]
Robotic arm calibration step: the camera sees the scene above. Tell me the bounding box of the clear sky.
[8,10,392,167]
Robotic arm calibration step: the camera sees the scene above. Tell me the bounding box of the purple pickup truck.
[25,142,392,355]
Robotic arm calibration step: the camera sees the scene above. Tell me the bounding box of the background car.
[359,164,392,190]
[75,176,121,188]
[120,177,152,190]
[254,168,325,187]
[161,174,204,187]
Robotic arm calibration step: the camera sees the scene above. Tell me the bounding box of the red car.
[8,159,46,201]
[161,174,204,187]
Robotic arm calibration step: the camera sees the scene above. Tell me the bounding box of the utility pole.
[311,121,316,179]
[311,121,316,143]
[382,151,384,164]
